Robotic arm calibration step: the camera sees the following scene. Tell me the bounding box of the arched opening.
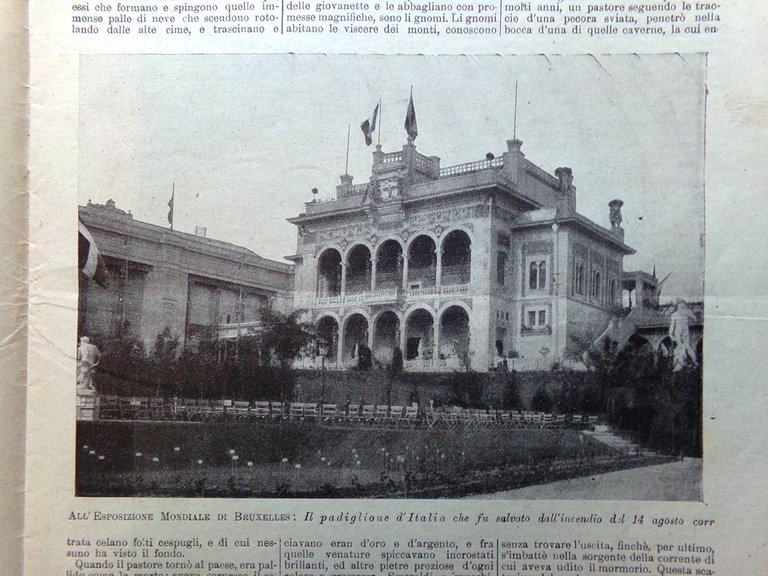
[407,235,436,288]
[375,240,403,289]
[529,260,547,291]
[441,230,471,285]
[342,313,369,364]
[317,249,342,297]
[372,311,400,367]
[622,287,636,309]
[345,244,372,294]
[316,316,339,362]
[404,309,434,361]
[626,334,651,354]
[439,305,470,369]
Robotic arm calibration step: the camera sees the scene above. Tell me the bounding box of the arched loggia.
[375,240,403,290]
[441,230,471,286]
[317,249,342,297]
[404,308,434,361]
[316,316,339,362]
[407,235,436,288]
[342,313,369,365]
[372,311,400,367]
[345,244,372,294]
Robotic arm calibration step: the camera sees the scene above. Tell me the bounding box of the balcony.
[314,287,399,308]
[312,284,469,309]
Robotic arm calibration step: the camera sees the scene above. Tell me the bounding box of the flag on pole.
[78,219,108,287]
[167,187,175,230]
[404,93,418,141]
[360,103,379,146]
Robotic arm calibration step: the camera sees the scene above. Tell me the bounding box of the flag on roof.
[404,93,418,141]
[167,188,175,229]
[360,103,379,146]
[78,220,108,287]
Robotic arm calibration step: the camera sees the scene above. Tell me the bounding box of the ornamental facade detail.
[288,136,638,372]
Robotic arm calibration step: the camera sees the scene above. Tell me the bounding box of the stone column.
[400,316,408,359]
[367,321,374,351]
[432,316,441,367]
[402,248,410,290]
[337,319,345,367]
[371,253,377,292]
[435,246,443,290]
[340,261,347,302]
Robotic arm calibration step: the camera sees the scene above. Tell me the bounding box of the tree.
[501,369,523,410]
[149,326,180,396]
[448,371,484,407]
[257,309,314,369]
[391,346,403,373]
[257,309,314,402]
[95,323,149,395]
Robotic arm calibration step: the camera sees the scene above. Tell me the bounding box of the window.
[528,259,547,291]
[497,251,507,285]
[609,278,617,304]
[591,270,601,300]
[573,261,586,295]
[523,307,548,330]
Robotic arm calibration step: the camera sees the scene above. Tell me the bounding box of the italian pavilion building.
[288,136,641,372]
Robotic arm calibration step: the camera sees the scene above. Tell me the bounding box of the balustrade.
[380,151,403,164]
[313,285,469,307]
[439,157,503,177]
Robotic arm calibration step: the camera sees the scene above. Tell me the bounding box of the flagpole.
[345,124,351,175]
[377,97,382,146]
[513,80,519,140]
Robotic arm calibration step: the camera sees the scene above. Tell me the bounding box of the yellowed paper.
[23,1,768,575]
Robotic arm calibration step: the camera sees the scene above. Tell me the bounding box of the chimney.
[195,226,207,238]
[555,167,576,216]
[608,199,624,240]
[503,138,525,183]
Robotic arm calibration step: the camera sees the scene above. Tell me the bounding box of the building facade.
[288,137,637,372]
[79,200,294,352]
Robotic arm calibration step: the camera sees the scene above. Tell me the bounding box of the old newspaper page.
[0,0,28,574]
[22,0,768,575]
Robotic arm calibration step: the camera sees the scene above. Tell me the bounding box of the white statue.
[669,300,697,371]
[76,336,101,392]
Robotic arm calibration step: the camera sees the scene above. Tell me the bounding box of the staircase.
[583,425,658,457]
[591,309,640,356]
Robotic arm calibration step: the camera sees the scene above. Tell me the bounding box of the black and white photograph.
[75,53,705,499]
